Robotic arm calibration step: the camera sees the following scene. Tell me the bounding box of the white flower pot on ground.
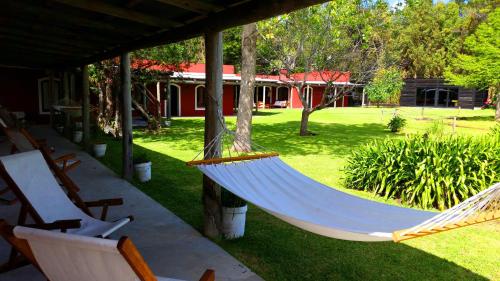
[73,131,83,143]
[93,143,107,158]
[222,205,248,239]
[134,161,152,182]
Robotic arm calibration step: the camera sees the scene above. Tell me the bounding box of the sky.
[386,0,452,9]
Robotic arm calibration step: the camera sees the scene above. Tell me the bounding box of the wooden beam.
[2,1,151,36]
[82,65,90,150]
[76,0,328,67]
[120,53,134,180]
[154,0,224,14]
[202,31,224,239]
[52,0,181,28]
[0,28,98,51]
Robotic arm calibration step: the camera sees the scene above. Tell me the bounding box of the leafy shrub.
[344,134,500,210]
[387,115,407,132]
[426,120,445,136]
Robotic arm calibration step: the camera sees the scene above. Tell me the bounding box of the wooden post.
[156,81,162,118]
[333,87,337,109]
[121,53,133,180]
[166,77,172,120]
[361,87,365,107]
[202,31,223,238]
[63,72,70,105]
[48,71,55,127]
[82,65,90,150]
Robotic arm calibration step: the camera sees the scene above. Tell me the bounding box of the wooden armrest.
[53,153,77,162]
[24,219,81,232]
[199,270,215,281]
[85,198,123,207]
[35,139,47,146]
[85,198,124,220]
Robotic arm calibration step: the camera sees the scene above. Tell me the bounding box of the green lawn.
[99,107,499,281]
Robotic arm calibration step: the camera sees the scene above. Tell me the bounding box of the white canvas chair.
[0,221,215,281]
[0,150,131,238]
[0,117,81,172]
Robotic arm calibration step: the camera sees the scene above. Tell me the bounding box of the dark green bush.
[344,134,499,210]
[387,115,407,132]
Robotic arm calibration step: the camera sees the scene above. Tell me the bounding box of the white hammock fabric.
[198,156,499,242]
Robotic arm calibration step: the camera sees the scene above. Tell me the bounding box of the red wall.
[0,67,48,123]
[154,82,235,117]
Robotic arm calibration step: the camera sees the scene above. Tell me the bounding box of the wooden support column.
[166,77,172,120]
[202,31,223,238]
[82,65,90,150]
[121,53,133,180]
[48,71,55,127]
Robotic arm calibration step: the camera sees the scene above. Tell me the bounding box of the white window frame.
[302,85,313,109]
[195,84,206,110]
[38,77,61,114]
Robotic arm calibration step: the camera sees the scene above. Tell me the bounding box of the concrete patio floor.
[0,126,262,281]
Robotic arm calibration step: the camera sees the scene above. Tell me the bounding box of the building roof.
[0,0,327,69]
[134,61,355,86]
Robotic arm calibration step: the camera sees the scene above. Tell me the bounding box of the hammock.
[187,128,499,242]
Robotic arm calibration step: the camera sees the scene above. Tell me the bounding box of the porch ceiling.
[0,0,326,69]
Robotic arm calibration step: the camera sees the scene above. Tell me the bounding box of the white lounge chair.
[0,150,131,238]
[0,221,215,281]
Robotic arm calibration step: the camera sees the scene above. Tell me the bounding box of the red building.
[140,62,353,117]
[0,63,354,123]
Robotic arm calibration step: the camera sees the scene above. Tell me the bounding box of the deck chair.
[0,150,131,236]
[0,150,132,271]
[0,117,81,172]
[0,221,215,281]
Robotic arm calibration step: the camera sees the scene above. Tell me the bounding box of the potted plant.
[221,190,247,239]
[93,141,107,158]
[133,153,151,182]
[387,115,407,133]
[73,130,83,143]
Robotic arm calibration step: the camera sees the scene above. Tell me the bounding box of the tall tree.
[259,0,389,135]
[234,23,258,151]
[445,7,500,120]
[392,0,466,78]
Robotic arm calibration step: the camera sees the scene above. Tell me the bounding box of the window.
[195,85,205,110]
[38,77,62,114]
[302,86,313,108]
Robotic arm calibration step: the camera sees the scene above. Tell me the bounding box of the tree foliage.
[258,0,392,135]
[392,0,466,78]
[445,7,499,90]
[365,67,404,106]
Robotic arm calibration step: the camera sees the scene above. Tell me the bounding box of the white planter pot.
[73,131,83,143]
[134,161,152,182]
[93,143,107,158]
[222,205,248,239]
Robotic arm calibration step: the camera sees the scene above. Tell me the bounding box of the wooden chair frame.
[0,220,215,281]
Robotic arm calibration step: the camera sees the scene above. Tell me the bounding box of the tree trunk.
[299,109,311,136]
[234,23,258,152]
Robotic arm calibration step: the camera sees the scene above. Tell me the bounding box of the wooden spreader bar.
[187,152,279,166]
[392,211,499,242]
